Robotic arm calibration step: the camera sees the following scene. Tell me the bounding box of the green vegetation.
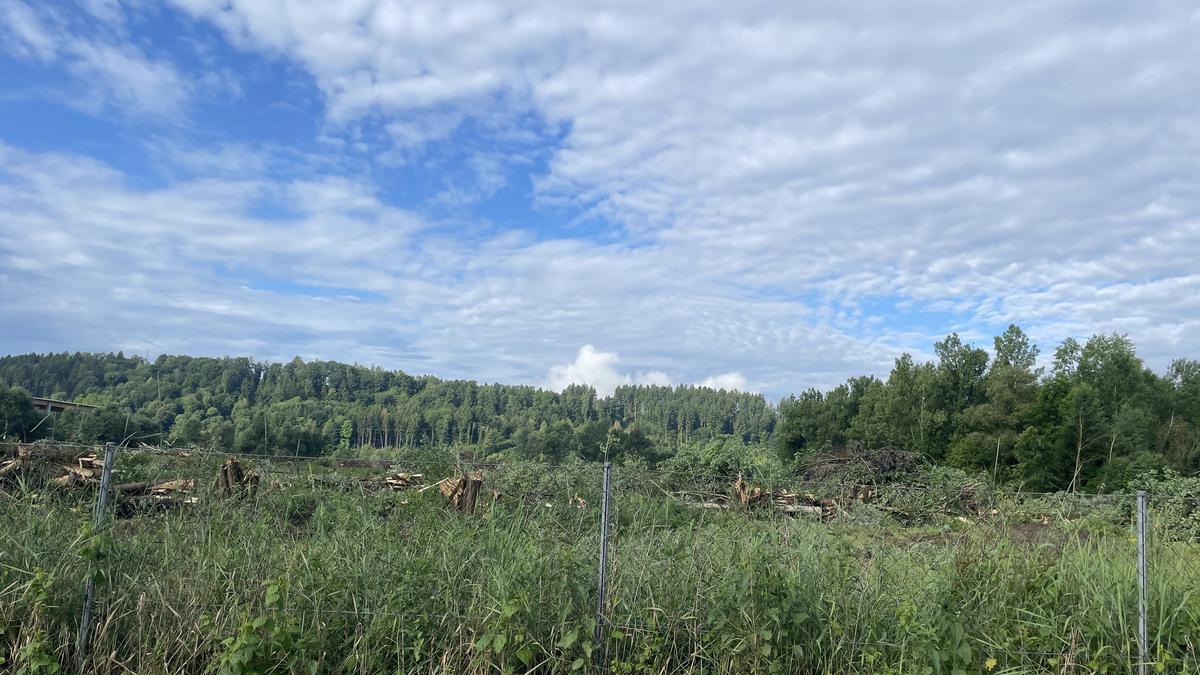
[2,451,1198,674]
[2,327,1198,494]
[2,330,1199,671]
[778,329,1200,492]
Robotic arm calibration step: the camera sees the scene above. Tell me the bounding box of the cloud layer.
[1,1,1198,399]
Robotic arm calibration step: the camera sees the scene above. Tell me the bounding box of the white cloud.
[700,372,749,393]
[544,345,671,397]
[543,346,749,396]
[0,0,56,60]
[0,0,190,119]
[64,40,190,118]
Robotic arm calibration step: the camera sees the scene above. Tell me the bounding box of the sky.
[0,1,1198,400]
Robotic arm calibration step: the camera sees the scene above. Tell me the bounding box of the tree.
[993,324,1040,372]
[0,386,44,441]
[948,326,1040,476]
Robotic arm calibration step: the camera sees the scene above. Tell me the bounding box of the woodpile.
[113,479,199,517]
[216,457,259,498]
[439,470,484,513]
[1,442,95,464]
[0,449,108,489]
[111,478,197,497]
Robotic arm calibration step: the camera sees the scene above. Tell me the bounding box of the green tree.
[0,386,44,441]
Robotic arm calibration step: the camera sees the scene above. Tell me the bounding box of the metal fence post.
[1136,490,1148,675]
[594,461,612,665]
[77,442,117,673]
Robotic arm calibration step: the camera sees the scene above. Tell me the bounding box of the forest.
[1,324,1198,492]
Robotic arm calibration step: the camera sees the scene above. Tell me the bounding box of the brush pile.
[1,444,98,489]
[799,441,920,483]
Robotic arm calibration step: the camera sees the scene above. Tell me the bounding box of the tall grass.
[1,454,1197,673]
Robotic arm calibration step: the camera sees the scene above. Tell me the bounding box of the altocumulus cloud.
[0,1,1198,399]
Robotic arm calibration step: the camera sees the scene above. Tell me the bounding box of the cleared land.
[2,445,1198,674]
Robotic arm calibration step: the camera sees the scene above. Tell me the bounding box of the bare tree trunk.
[1070,416,1084,493]
[1157,410,1175,456]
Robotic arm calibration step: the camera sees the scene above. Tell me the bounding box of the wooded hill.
[0,351,775,462]
[1,324,1198,492]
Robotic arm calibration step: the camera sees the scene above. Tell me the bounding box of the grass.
[1,452,1199,673]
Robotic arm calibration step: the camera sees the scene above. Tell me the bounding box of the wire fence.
[1,441,1198,673]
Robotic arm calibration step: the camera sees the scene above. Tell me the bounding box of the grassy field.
[1,450,1198,674]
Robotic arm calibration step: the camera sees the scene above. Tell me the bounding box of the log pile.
[113,478,199,517]
[439,470,484,513]
[2,442,95,464]
[0,448,106,489]
[216,457,259,498]
[704,475,991,523]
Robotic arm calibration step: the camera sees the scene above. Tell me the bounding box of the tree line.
[0,352,774,463]
[776,327,1200,490]
[1,326,1197,491]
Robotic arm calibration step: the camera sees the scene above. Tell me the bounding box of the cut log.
[112,481,154,495]
[109,479,196,496]
[150,479,195,493]
[777,504,824,515]
[0,458,22,478]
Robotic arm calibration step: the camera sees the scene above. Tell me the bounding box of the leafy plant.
[207,579,316,675]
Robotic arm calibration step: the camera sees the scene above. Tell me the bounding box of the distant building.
[29,396,98,414]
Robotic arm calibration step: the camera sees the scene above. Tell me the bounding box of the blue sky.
[1,0,1198,399]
